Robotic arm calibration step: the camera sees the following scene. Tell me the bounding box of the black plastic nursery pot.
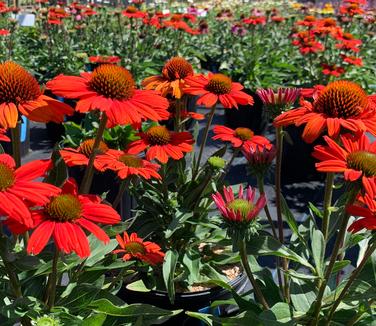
[281,125,325,184]
[69,167,136,219]
[224,90,267,135]
[118,273,248,326]
[200,55,220,73]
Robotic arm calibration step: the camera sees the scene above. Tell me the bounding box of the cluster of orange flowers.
[292,11,363,77]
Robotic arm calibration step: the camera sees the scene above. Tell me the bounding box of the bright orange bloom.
[27,178,120,258]
[96,149,161,180]
[212,125,272,150]
[0,61,73,129]
[274,80,376,143]
[127,125,194,164]
[113,232,165,265]
[142,57,194,99]
[0,154,60,228]
[60,139,109,167]
[46,64,169,128]
[313,133,376,198]
[184,73,254,109]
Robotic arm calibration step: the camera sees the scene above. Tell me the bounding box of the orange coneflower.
[212,125,272,150]
[47,64,169,128]
[26,178,120,258]
[0,61,73,129]
[96,149,161,180]
[0,154,60,228]
[347,195,376,232]
[60,139,109,167]
[184,73,254,109]
[274,80,376,143]
[0,128,9,141]
[127,125,194,164]
[113,232,165,265]
[142,57,194,99]
[313,132,376,198]
[122,5,146,19]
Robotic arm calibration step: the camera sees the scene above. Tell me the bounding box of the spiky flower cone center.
[235,127,254,141]
[124,241,146,255]
[46,194,82,222]
[171,14,182,22]
[146,126,171,145]
[78,139,109,157]
[314,80,368,118]
[89,64,135,100]
[0,61,41,105]
[347,151,376,177]
[227,199,254,219]
[125,5,137,13]
[0,163,15,191]
[206,74,232,95]
[119,154,143,168]
[162,57,194,81]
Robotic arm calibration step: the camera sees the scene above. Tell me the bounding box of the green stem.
[256,175,284,297]
[193,104,216,179]
[326,239,376,323]
[218,147,239,184]
[112,178,130,209]
[108,268,127,291]
[45,248,59,311]
[322,173,335,241]
[0,229,22,298]
[238,240,269,310]
[79,112,108,194]
[10,123,21,168]
[310,187,358,326]
[275,126,289,301]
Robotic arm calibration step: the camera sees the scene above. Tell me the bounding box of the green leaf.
[57,284,100,310]
[84,237,118,267]
[163,250,178,304]
[311,229,325,278]
[285,270,318,281]
[89,299,182,323]
[331,260,351,275]
[81,313,106,326]
[308,202,323,219]
[185,311,214,326]
[290,279,316,313]
[258,302,294,325]
[246,236,314,270]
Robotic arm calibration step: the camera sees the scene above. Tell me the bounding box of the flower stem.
[275,126,289,301]
[238,240,269,310]
[45,248,59,311]
[256,175,284,295]
[193,104,216,179]
[218,147,240,184]
[326,238,376,323]
[322,173,335,241]
[112,178,130,209]
[0,228,22,298]
[79,112,108,194]
[10,122,21,168]
[310,187,358,326]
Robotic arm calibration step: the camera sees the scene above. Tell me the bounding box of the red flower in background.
[47,64,169,128]
[89,56,120,64]
[0,128,9,141]
[0,29,10,36]
[96,149,161,180]
[335,33,362,53]
[296,15,317,27]
[0,61,73,129]
[113,232,165,265]
[321,64,345,77]
[212,125,272,150]
[347,195,376,232]
[242,15,266,25]
[313,133,376,198]
[274,80,376,143]
[27,178,120,258]
[122,5,146,19]
[341,55,363,66]
[127,125,194,164]
[142,57,194,99]
[184,73,254,109]
[0,154,60,228]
